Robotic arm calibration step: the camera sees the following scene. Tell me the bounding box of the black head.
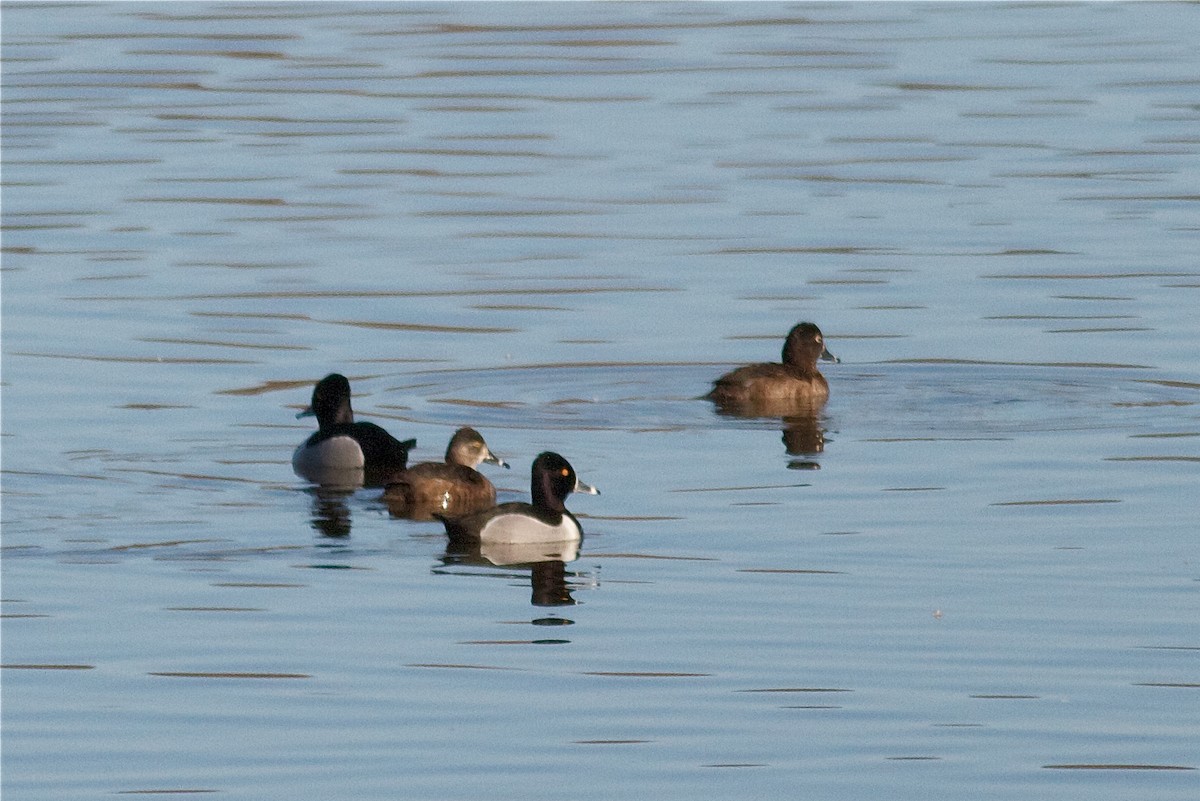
[530,451,599,511]
[782,322,838,368]
[297,373,354,427]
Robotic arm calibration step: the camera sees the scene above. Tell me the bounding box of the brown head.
[782,322,838,369]
[444,427,509,470]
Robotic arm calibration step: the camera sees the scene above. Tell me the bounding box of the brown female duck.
[383,427,508,519]
[706,322,838,413]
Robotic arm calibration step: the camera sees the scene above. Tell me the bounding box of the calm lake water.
[3,2,1198,798]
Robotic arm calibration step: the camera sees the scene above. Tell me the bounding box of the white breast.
[293,435,364,471]
[292,436,365,488]
[478,512,581,545]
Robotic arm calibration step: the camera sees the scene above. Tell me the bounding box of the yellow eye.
[561,468,570,477]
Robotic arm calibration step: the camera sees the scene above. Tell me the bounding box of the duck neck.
[322,398,354,428]
[781,340,807,369]
[531,471,566,513]
[785,346,823,374]
[445,441,473,467]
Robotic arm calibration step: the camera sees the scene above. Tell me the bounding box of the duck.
[706,322,838,412]
[439,451,599,545]
[292,373,415,486]
[383,427,509,520]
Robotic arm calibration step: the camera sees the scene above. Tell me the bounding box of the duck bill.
[574,478,600,496]
[485,451,510,469]
[296,406,315,419]
[820,347,840,364]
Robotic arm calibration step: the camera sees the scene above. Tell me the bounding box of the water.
[3,2,1198,798]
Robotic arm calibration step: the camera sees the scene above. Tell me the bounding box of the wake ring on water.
[363,360,1197,438]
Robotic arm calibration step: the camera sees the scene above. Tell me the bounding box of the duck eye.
[561,468,570,477]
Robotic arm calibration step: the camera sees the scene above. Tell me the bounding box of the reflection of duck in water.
[441,537,582,607]
[306,486,354,538]
[292,373,415,489]
[781,415,826,454]
[439,452,599,545]
[383,427,509,520]
[707,322,837,466]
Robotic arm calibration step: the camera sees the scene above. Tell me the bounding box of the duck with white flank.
[439,451,598,545]
[292,373,415,487]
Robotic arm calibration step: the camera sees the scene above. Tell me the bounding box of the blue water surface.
[3,3,1198,799]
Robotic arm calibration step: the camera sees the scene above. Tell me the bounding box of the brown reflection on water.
[670,481,812,494]
[737,568,845,576]
[711,395,828,466]
[429,397,523,409]
[136,336,311,352]
[1043,763,1196,771]
[405,662,525,672]
[990,498,1121,507]
[1105,456,1200,463]
[582,671,711,678]
[149,671,311,679]
[66,286,677,302]
[587,552,715,562]
[1,663,95,671]
[882,357,1154,370]
[324,319,518,334]
[11,351,258,366]
[306,487,354,538]
[216,377,321,397]
[166,606,265,613]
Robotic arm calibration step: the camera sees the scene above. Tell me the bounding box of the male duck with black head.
[383,427,509,520]
[439,451,599,545]
[292,373,415,488]
[706,321,838,416]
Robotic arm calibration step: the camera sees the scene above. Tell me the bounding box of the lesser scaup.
[383,427,509,520]
[292,373,415,486]
[706,322,838,411]
[439,451,599,545]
